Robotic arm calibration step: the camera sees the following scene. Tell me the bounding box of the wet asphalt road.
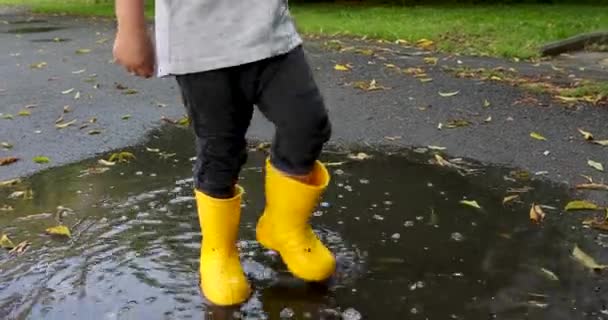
[1,13,607,195]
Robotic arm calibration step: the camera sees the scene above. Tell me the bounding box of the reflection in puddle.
[0,127,607,319]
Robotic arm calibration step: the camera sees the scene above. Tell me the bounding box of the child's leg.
[176,70,254,198]
[175,70,253,306]
[254,46,336,282]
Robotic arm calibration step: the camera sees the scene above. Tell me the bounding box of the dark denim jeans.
[176,46,331,198]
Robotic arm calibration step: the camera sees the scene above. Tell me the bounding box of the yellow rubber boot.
[256,160,336,282]
[196,186,251,306]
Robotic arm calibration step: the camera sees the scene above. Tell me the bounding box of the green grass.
[2,0,607,58]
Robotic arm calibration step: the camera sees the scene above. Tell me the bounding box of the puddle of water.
[4,26,65,34]
[1,127,607,320]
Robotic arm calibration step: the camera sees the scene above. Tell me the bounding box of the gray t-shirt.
[154,0,302,77]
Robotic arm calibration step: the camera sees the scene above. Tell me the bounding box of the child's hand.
[113,28,155,78]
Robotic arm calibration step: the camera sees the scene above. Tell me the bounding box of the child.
[113,0,335,306]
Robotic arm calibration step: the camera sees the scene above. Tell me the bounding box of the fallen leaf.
[529,203,546,224]
[483,99,491,108]
[1,142,12,149]
[122,89,138,95]
[89,117,97,123]
[0,234,15,249]
[121,114,131,120]
[33,156,50,164]
[177,116,191,126]
[0,205,14,212]
[72,69,86,74]
[484,116,493,123]
[146,147,160,153]
[384,63,397,69]
[416,38,435,49]
[1,114,14,120]
[539,267,559,281]
[446,119,471,128]
[576,183,608,191]
[88,129,102,135]
[592,140,608,146]
[439,90,460,97]
[530,132,546,141]
[353,79,389,91]
[61,88,75,95]
[75,48,91,54]
[460,200,482,209]
[63,105,71,113]
[428,145,446,151]
[8,240,30,255]
[503,194,520,204]
[55,119,77,129]
[565,200,600,211]
[578,129,594,141]
[588,160,604,172]
[419,78,433,83]
[30,61,47,69]
[98,159,116,166]
[17,110,31,116]
[109,151,136,163]
[424,57,438,65]
[348,152,372,161]
[8,191,25,199]
[0,157,19,166]
[384,136,402,141]
[0,179,21,187]
[324,161,346,167]
[74,91,80,100]
[334,64,351,71]
[572,245,607,271]
[46,225,71,238]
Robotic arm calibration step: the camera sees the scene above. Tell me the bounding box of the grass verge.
[1,1,607,58]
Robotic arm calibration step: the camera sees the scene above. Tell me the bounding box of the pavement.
[1,12,607,195]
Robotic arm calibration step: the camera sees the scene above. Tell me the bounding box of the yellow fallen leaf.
[55,119,77,129]
[572,245,607,271]
[439,90,460,97]
[503,194,520,205]
[395,39,408,45]
[529,203,545,224]
[0,234,15,249]
[384,63,397,69]
[578,128,593,141]
[565,200,600,211]
[530,132,546,141]
[588,160,604,172]
[334,64,351,71]
[460,200,481,209]
[33,156,50,164]
[46,225,71,237]
[592,140,608,146]
[18,110,31,116]
[416,38,435,49]
[30,61,47,69]
[75,48,91,54]
[424,57,438,65]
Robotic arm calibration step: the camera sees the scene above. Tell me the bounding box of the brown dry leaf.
[56,119,77,129]
[46,225,71,238]
[334,64,351,71]
[576,183,608,191]
[572,245,607,271]
[503,194,520,205]
[353,79,389,91]
[0,157,19,166]
[529,203,546,224]
[424,57,438,65]
[9,240,30,255]
[578,128,594,141]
